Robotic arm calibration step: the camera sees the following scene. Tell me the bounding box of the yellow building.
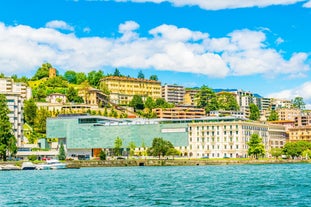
[100,76,161,105]
[153,107,205,119]
[276,108,301,121]
[288,126,311,142]
[183,89,200,106]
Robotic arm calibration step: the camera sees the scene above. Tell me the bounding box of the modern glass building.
[47,114,286,159]
[46,114,189,158]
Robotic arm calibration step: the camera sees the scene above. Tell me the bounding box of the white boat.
[36,159,67,170]
[46,159,67,170]
[36,163,51,170]
[21,162,36,170]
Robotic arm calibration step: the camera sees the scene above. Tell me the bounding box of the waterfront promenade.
[65,158,310,168]
[1,158,309,169]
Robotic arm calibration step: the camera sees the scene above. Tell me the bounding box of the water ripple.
[1,164,311,206]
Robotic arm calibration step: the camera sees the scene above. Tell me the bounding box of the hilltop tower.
[49,68,57,78]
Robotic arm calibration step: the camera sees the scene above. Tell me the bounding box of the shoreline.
[1,158,310,170]
[65,158,311,168]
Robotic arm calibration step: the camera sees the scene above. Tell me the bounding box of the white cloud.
[275,37,284,45]
[115,0,307,10]
[45,20,74,31]
[303,0,311,7]
[83,27,91,33]
[268,82,311,108]
[0,21,309,79]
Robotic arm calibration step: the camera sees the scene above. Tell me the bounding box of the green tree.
[302,149,311,159]
[196,85,219,114]
[28,154,37,161]
[33,85,47,101]
[247,134,265,159]
[270,148,283,159]
[113,68,121,77]
[268,109,279,121]
[114,137,123,156]
[45,76,68,88]
[216,92,239,111]
[249,103,260,121]
[88,70,104,87]
[34,108,50,134]
[99,150,107,160]
[292,97,305,110]
[149,75,158,81]
[27,131,40,144]
[144,97,155,109]
[155,98,174,108]
[130,95,144,111]
[137,70,145,79]
[24,98,37,126]
[58,142,66,160]
[66,86,83,103]
[32,63,53,80]
[64,70,77,84]
[166,148,181,159]
[76,72,87,84]
[147,137,174,159]
[0,94,17,161]
[282,141,311,158]
[99,82,110,95]
[128,141,136,157]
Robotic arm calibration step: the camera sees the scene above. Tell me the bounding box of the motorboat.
[46,159,67,170]
[36,163,51,170]
[21,162,36,170]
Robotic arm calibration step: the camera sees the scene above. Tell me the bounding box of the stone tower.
[49,68,57,78]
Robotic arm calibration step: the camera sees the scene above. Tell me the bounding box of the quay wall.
[65,159,310,168]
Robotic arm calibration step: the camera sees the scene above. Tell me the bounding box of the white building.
[162,84,185,105]
[187,120,278,158]
[0,78,32,147]
[2,92,24,146]
[46,93,67,104]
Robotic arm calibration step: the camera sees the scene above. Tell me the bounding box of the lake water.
[1,163,311,206]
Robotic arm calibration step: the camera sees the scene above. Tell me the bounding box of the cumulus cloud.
[303,0,311,7]
[275,37,284,45]
[83,27,91,33]
[115,0,307,10]
[45,20,74,31]
[0,20,309,79]
[268,82,311,108]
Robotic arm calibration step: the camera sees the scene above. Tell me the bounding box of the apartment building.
[276,108,301,121]
[268,124,287,149]
[188,120,271,158]
[0,78,31,100]
[271,98,293,110]
[161,84,185,104]
[153,107,205,119]
[295,112,311,127]
[0,78,32,146]
[100,76,161,105]
[184,88,200,106]
[288,126,311,142]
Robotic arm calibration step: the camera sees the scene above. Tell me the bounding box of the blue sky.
[0,0,311,105]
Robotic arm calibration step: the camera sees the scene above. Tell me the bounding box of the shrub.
[28,154,37,161]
